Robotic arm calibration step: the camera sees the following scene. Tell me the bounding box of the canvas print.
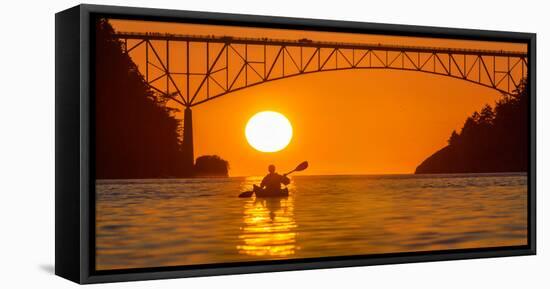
[94,17,529,271]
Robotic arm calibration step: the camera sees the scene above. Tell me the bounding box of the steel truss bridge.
[114,31,528,170]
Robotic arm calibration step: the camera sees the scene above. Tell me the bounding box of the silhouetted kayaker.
[239,161,308,198]
[255,165,290,195]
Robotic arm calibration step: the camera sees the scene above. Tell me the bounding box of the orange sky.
[108,19,527,177]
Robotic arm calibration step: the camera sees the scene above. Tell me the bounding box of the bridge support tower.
[183,107,194,175]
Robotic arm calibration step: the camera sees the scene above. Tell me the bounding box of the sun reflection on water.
[237,176,298,257]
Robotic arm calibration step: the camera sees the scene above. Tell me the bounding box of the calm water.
[96,173,527,270]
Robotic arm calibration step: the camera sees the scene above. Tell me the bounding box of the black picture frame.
[55,4,536,284]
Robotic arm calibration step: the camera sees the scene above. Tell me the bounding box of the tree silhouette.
[95,18,189,179]
[448,130,459,145]
[194,155,230,177]
[416,79,528,174]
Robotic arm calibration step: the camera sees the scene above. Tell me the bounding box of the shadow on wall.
[39,264,54,275]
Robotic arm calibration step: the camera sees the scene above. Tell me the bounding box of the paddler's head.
[268,164,276,173]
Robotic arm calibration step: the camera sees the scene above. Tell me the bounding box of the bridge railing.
[114,31,526,57]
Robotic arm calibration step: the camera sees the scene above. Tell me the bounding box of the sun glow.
[245,111,293,153]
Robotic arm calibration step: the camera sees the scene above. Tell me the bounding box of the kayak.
[237,161,308,198]
[253,185,289,198]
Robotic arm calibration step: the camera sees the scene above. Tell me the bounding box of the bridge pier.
[182,107,194,176]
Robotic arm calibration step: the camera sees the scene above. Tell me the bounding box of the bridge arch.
[116,32,527,108]
[188,66,522,107]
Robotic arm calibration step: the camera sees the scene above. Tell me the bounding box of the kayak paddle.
[284,161,308,176]
[238,161,309,198]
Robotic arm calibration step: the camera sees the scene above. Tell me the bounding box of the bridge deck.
[113,31,527,57]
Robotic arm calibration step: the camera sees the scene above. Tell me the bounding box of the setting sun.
[245,111,293,153]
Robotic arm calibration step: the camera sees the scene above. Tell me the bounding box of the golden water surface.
[96,173,527,270]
